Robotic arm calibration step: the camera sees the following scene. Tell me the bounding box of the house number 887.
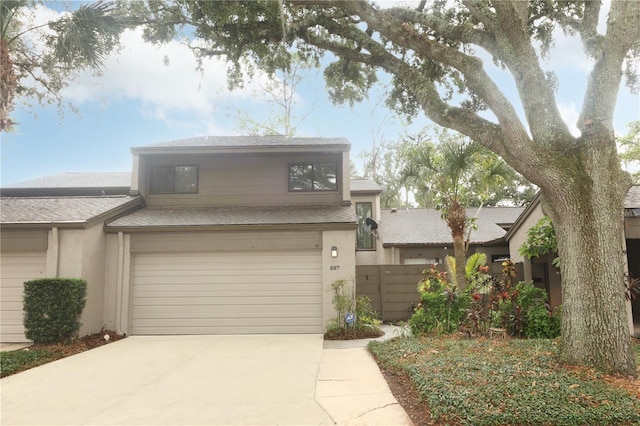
[330,265,340,271]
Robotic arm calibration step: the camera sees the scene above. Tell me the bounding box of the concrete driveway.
[0,334,412,425]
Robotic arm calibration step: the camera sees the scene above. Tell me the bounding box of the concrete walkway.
[1,330,412,425]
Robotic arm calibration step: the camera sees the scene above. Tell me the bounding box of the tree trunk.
[541,137,636,377]
[446,200,468,291]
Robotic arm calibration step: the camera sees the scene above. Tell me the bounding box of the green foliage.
[519,216,558,260]
[2,1,126,131]
[409,265,470,335]
[490,281,561,338]
[369,337,640,425]
[618,120,640,183]
[355,295,381,328]
[327,280,381,336]
[465,252,487,279]
[0,348,57,378]
[23,278,87,343]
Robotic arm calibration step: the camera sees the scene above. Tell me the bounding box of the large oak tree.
[130,0,639,375]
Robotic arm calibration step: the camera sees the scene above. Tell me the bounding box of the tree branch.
[579,0,640,134]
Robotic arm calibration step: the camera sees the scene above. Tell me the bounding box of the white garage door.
[131,250,323,335]
[0,252,46,342]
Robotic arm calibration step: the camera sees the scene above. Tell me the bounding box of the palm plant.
[402,131,514,290]
[0,0,124,132]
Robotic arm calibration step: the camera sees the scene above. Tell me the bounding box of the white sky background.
[1,1,638,184]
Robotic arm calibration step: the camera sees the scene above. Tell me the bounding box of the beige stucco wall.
[78,223,108,335]
[103,233,120,333]
[57,224,108,337]
[322,229,357,329]
[103,232,132,335]
[508,205,545,263]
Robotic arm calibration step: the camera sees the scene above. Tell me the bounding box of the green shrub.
[525,305,562,338]
[490,281,561,338]
[409,266,470,335]
[23,278,87,343]
[326,280,382,338]
[355,295,381,327]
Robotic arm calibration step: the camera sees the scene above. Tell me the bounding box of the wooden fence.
[356,263,523,322]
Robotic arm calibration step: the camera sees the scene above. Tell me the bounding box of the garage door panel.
[131,250,323,334]
[133,283,322,297]
[133,295,322,307]
[134,305,322,319]
[132,275,322,286]
[1,252,46,342]
[132,324,321,335]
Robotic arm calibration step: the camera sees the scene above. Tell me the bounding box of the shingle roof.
[625,185,640,209]
[350,179,383,193]
[0,196,141,225]
[379,207,525,246]
[132,135,350,153]
[2,172,131,189]
[107,204,356,229]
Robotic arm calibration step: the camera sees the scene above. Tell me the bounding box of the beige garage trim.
[131,250,323,335]
[0,252,46,342]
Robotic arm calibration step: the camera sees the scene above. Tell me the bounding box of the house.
[377,207,524,265]
[505,186,640,334]
[0,136,530,342]
[1,136,357,342]
[0,174,142,342]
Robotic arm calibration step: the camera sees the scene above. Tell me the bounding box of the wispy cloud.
[62,28,274,123]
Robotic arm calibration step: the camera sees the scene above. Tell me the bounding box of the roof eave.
[105,222,357,233]
[504,192,542,241]
[131,144,351,155]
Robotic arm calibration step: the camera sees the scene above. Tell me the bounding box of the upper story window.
[356,202,374,250]
[288,162,337,192]
[150,165,198,194]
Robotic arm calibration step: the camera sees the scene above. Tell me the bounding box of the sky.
[1,1,638,186]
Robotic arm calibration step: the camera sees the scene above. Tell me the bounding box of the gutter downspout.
[115,232,124,336]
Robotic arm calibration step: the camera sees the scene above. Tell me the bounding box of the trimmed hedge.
[23,278,87,343]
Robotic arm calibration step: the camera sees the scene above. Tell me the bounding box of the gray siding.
[139,153,344,207]
[131,231,322,253]
[0,230,47,251]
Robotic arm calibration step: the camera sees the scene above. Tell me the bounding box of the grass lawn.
[369,336,640,426]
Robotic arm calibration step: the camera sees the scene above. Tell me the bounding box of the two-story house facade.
[0,136,357,342]
[102,136,357,336]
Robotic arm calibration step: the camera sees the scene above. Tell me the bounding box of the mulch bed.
[323,327,384,340]
[29,330,124,357]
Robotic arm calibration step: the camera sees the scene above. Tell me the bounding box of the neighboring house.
[377,207,524,265]
[505,186,640,335]
[0,136,357,342]
[0,174,142,343]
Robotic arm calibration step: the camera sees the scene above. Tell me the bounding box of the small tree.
[402,130,515,290]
